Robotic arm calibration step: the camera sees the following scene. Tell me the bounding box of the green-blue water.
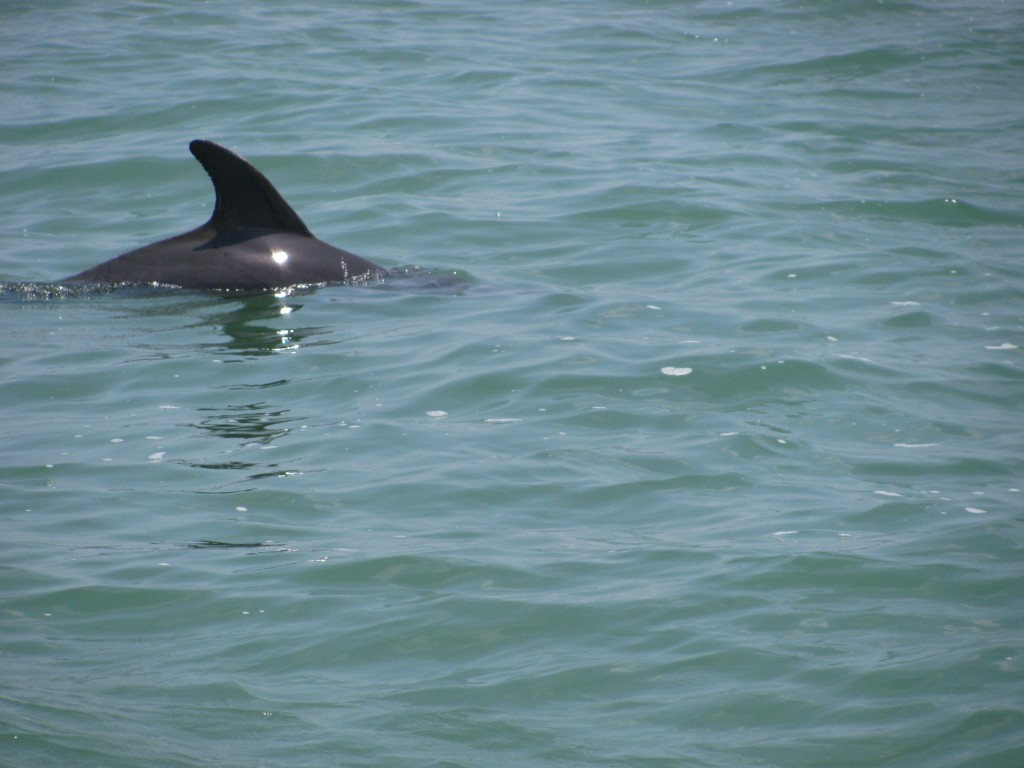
[2,2,1023,766]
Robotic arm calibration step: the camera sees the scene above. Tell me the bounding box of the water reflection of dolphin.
[63,140,383,290]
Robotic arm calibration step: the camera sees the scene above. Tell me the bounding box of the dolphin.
[63,140,383,290]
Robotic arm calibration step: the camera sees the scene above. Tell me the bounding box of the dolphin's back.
[62,140,382,290]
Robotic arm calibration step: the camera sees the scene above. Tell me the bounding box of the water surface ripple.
[1,2,1022,767]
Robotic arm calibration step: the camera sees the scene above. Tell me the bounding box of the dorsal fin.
[189,139,313,236]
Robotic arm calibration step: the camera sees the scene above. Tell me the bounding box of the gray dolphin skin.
[63,140,383,290]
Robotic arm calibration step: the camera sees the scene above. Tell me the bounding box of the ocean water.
[2,1,1023,766]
